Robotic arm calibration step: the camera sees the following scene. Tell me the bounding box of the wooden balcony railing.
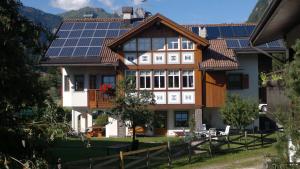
[88,89,114,109]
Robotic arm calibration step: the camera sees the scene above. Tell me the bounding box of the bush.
[95,114,108,126]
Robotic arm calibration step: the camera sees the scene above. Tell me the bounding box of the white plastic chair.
[219,125,230,136]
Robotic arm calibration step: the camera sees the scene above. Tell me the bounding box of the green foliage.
[220,95,259,130]
[110,77,155,142]
[247,0,270,23]
[260,72,268,86]
[95,114,108,126]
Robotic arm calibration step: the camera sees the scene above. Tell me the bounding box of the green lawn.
[159,146,276,169]
[46,136,182,164]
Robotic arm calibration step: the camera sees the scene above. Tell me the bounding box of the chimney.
[122,7,133,20]
[199,27,207,38]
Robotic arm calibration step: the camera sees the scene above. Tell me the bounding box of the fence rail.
[64,131,276,169]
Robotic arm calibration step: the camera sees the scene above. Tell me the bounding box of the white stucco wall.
[106,117,119,137]
[227,54,259,102]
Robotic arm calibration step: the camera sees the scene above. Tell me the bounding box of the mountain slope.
[20,6,62,32]
[247,0,272,23]
[59,7,119,19]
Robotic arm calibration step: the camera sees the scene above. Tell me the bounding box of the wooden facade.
[205,72,226,107]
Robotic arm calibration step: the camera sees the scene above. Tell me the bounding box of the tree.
[220,95,259,131]
[110,77,155,146]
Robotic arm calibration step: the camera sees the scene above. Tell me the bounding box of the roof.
[41,14,285,68]
[250,0,300,46]
[108,13,209,49]
[201,39,238,70]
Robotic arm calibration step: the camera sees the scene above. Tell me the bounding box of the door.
[154,111,168,136]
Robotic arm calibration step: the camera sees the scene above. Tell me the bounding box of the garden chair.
[219,125,230,136]
[195,124,208,139]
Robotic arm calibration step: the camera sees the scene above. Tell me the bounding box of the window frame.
[139,70,152,89]
[168,70,180,89]
[167,37,179,50]
[181,37,194,50]
[182,70,194,89]
[102,75,116,88]
[74,75,85,92]
[174,111,189,127]
[227,73,243,90]
[125,70,137,89]
[153,70,166,89]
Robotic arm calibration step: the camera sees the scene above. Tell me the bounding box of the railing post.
[188,141,192,163]
[146,149,150,168]
[167,141,172,169]
[120,151,124,169]
[261,132,264,148]
[227,133,230,149]
[89,158,93,169]
[209,133,212,157]
[245,131,248,150]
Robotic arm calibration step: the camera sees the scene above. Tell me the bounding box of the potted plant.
[99,84,115,96]
[260,72,268,87]
[269,74,283,87]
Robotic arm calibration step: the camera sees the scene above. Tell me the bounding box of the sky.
[21,0,258,24]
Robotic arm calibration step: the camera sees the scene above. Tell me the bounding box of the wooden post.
[188,141,192,163]
[120,151,124,169]
[146,149,150,169]
[245,131,248,150]
[167,141,172,168]
[209,133,212,157]
[261,132,264,148]
[227,133,230,149]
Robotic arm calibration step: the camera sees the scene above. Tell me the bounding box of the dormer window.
[167,37,179,50]
[182,38,194,50]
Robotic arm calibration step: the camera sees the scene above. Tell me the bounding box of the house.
[250,0,300,163]
[41,7,286,137]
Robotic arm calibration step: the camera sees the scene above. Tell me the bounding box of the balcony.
[88,89,114,109]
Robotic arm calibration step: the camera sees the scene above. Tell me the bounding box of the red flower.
[100,84,112,93]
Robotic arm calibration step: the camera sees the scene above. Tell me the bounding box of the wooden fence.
[64,131,276,169]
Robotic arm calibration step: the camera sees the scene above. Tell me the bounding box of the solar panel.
[73,22,85,30]
[226,39,240,48]
[96,22,109,29]
[60,22,74,30]
[64,39,78,46]
[85,22,97,29]
[87,47,101,56]
[73,47,88,57]
[109,22,121,29]
[90,38,104,46]
[192,27,199,36]
[60,47,75,56]
[220,26,234,38]
[94,30,107,37]
[206,26,220,39]
[81,30,95,37]
[232,26,249,37]
[106,30,119,38]
[267,40,282,48]
[119,29,128,36]
[56,31,70,38]
[77,38,92,46]
[51,39,66,47]
[46,47,61,57]
[245,25,255,34]
[69,30,82,38]
[239,39,249,48]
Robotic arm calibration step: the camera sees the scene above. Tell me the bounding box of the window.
[182,52,194,64]
[126,70,136,87]
[140,71,151,89]
[138,38,151,51]
[125,53,137,65]
[89,75,97,89]
[168,70,180,88]
[102,75,116,88]
[227,74,249,90]
[74,75,84,91]
[167,52,179,64]
[64,75,70,91]
[153,52,165,64]
[124,39,136,51]
[175,111,189,127]
[181,37,194,50]
[139,52,151,64]
[167,37,179,50]
[154,71,165,89]
[152,38,165,51]
[182,70,194,88]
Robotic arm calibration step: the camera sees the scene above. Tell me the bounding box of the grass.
[159,145,276,169]
[46,136,182,164]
